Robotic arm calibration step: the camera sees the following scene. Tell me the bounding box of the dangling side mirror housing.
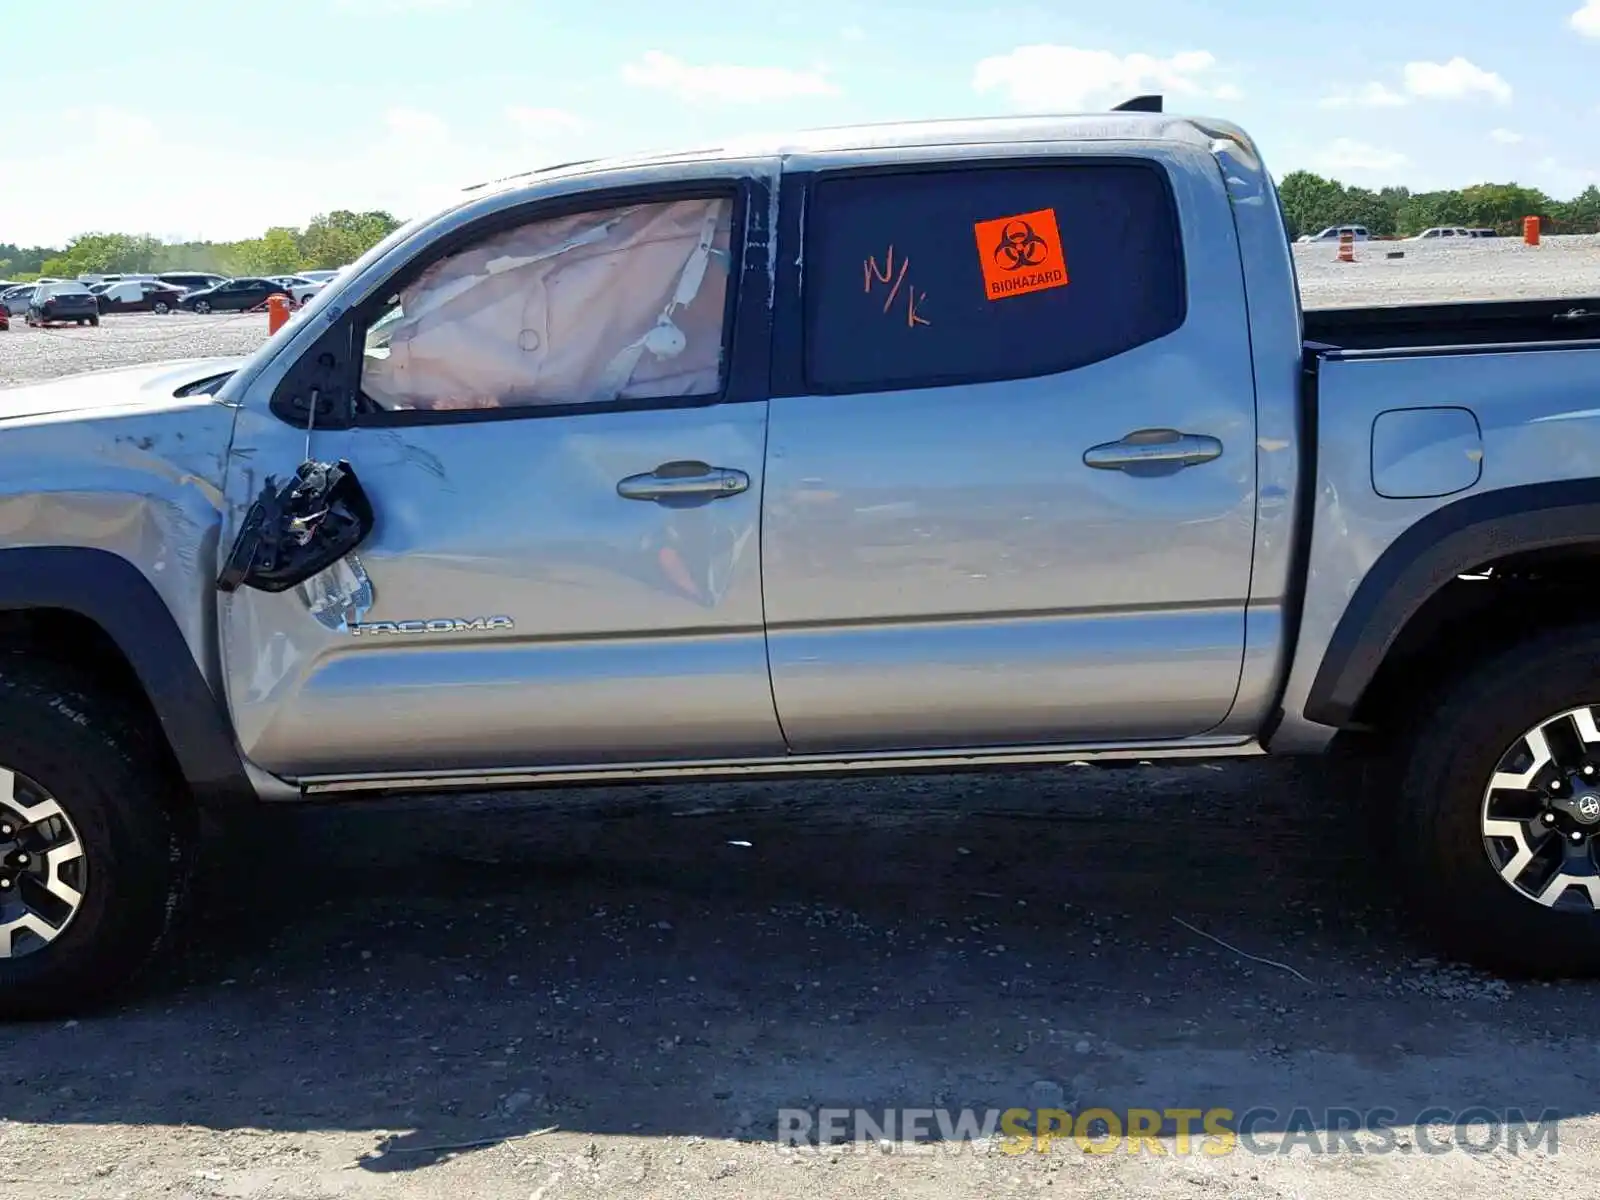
[217,459,374,594]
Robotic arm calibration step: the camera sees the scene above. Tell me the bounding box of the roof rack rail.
[1112,94,1163,113]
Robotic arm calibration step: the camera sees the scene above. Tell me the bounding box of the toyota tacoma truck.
[3,99,1600,1018]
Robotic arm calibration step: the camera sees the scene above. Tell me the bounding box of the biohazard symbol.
[973,208,1069,301]
[992,220,1050,271]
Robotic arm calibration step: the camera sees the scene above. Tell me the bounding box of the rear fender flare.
[1303,479,1600,728]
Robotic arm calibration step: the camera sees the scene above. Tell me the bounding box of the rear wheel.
[0,663,193,1019]
[192,300,211,315]
[1398,624,1600,976]
[152,301,170,315]
[87,315,98,327]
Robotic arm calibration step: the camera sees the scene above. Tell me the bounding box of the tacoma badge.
[349,616,514,637]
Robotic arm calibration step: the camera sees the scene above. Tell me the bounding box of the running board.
[291,736,1265,797]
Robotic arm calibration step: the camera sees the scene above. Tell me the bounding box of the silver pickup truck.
[3,101,1600,1017]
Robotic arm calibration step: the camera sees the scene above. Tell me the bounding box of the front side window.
[802,162,1185,393]
[359,195,735,413]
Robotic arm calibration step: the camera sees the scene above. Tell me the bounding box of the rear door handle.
[1083,429,1223,474]
[617,460,750,501]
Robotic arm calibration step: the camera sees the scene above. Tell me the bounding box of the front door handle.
[616,460,750,501]
[1083,428,1223,474]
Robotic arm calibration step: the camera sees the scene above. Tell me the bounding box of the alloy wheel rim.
[0,768,87,958]
[1481,705,1600,910]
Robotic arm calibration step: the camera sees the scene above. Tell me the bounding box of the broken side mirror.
[217,458,374,594]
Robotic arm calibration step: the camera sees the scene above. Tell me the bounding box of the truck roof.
[462,110,1257,197]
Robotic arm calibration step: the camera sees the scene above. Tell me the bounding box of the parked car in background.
[26,281,99,326]
[156,272,228,293]
[0,285,36,316]
[1411,226,1475,240]
[268,275,327,304]
[1298,224,1370,243]
[176,277,290,314]
[297,268,341,284]
[95,279,185,314]
[1469,228,1498,238]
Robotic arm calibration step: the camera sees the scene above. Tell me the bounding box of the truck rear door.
[760,142,1259,753]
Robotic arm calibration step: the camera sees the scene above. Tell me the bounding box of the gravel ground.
[1293,232,1600,308]
[0,311,272,388]
[3,254,1600,1198]
[6,764,1597,1200]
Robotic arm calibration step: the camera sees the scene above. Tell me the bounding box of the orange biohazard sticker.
[973,208,1069,301]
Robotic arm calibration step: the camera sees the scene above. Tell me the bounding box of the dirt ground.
[1,760,1596,1199]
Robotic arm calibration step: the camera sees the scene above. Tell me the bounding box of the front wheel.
[1398,624,1600,977]
[0,664,193,1019]
[152,301,169,315]
[87,315,99,327]
[192,300,211,315]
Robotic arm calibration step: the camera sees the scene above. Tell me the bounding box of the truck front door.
[218,167,782,782]
[760,145,1260,753]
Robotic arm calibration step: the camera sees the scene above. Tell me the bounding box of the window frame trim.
[292,176,770,431]
[771,154,1189,400]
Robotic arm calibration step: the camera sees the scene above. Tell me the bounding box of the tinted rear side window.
[803,162,1185,393]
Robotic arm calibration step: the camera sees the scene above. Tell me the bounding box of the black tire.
[87,315,99,328]
[152,301,169,315]
[193,300,211,315]
[75,319,85,327]
[1398,623,1600,977]
[0,662,192,1019]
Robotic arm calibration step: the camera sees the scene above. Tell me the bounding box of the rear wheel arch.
[0,547,253,808]
[1303,479,1600,734]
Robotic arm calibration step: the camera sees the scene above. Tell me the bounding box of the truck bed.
[1304,295,1600,353]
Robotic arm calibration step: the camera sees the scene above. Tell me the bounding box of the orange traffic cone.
[1337,232,1355,263]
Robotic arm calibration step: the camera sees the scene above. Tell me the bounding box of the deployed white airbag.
[362,197,733,410]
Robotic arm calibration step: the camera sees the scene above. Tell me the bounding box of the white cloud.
[1402,57,1512,103]
[62,106,161,149]
[3,101,599,245]
[1318,82,1408,109]
[841,24,866,41]
[505,106,586,134]
[1573,0,1600,36]
[1321,59,1510,110]
[621,51,841,102]
[1489,127,1524,144]
[970,45,1239,111]
[384,106,449,139]
[1317,138,1408,173]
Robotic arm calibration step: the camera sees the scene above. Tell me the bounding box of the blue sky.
[3,0,1597,246]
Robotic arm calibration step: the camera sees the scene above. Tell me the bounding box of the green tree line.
[0,210,403,282]
[1278,174,1600,240]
